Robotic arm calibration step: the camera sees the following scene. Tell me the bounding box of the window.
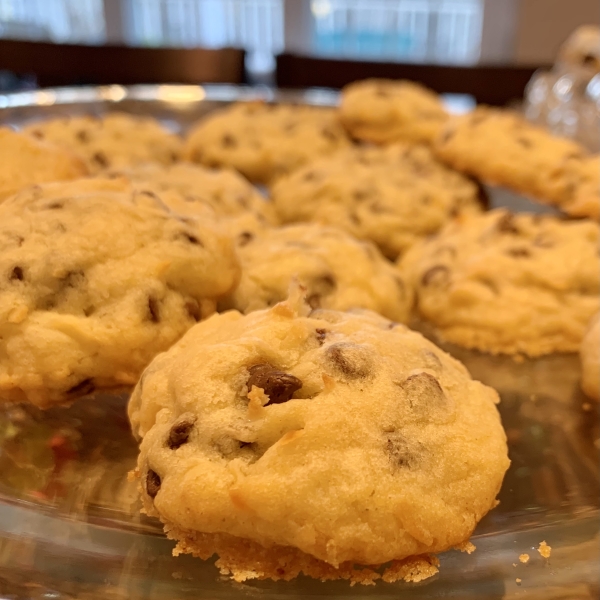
[0,0,105,43]
[310,0,484,64]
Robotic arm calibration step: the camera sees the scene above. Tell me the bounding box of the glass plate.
[0,85,598,600]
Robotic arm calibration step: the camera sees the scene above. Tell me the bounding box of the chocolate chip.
[178,232,203,246]
[506,247,531,258]
[148,297,160,322]
[325,343,372,380]
[9,266,23,281]
[353,189,371,201]
[30,129,44,139]
[398,372,450,416]
[222,134,237,148]
[185,299,201,322]
[421,265,450,287]
[167,419,195,450]
[246,363,303,405]
[321,128,339,142]
[516,137,533,148]
[67,378,95,396]
[146,469,161,499]
[76,130,90,143]
[306,274,337,309]
[46,202,64,210]
[315,328,328,345]
[62,270,85,288]
[583,53,597,66]
[237,231,254,246]
[92,151,109,168]
[386,432,420,469]
[496,212,520,234]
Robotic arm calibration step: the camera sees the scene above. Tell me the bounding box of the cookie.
[0,178,239,407]
[272,142,483,259]
[581,312,600,401]
[219,223,411,322]
[434,107,599,220]
[558,25,600,75]
[339,79,448,145]
[184,102,350,184]
[128,289,509,582]
[106,162,277,224]
[400,209,600,357]
[24,112,183,174]
[0,128,88,202]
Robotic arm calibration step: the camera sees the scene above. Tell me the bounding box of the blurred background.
[0,0,598,91]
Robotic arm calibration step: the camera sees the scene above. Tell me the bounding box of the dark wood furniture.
[276,53,550,105]
[0,39,245,87]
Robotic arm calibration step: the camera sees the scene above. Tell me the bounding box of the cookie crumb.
[516,578,522,585]
[454,540,476,554]
[519,553,530,563]
[537,541,551,558]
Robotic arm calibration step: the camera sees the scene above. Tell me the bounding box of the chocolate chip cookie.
[219,223,411,322]
[129,291,509,583]
[0,178,240,407]
[272,142,483,259]
[340,78,449,145]
[184,102,350,184]
[0,127,88,202]
[106,162,277,224]
[434,107,599,220]
[581,312,600,401]
[24,112,183,174]
[400,209,600,356]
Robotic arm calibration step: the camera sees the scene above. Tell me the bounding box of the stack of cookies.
[1,77,598,584]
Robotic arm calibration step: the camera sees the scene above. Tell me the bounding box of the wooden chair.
[0,39,245,87]
[276,53,550,106]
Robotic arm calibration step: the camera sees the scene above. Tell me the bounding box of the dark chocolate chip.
[386,432,420,469]
[167,419,195,450]
[67,378,95,396]
[315,328,328,345]
[496,212,520,234]
[9,266,24,281]
[398,372,449,414]
[146,469,161,499]
[583,53,597,66]
[62,270,85,288]
[321,128,339,142]
[237,231,254,246]
[506,247,531,258]
[46,201,64,210]
[178,232,203,246]
[76,129,90,143]
[148,297,160,323]
[246,363,303,405]
[421,265,450,287]
[92,151,109,168]
[185,299,202,322]
[222,134,237,148]
[325,343,372,380]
